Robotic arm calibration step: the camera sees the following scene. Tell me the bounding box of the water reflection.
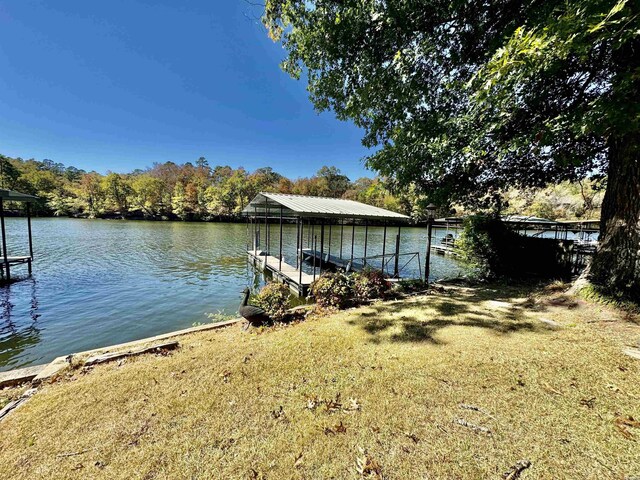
[0,278,41,369]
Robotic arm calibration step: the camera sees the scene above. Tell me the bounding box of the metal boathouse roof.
[0,189,38,203]
[243,193,410,221]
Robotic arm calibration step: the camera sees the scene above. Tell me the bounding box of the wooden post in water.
[312,235,317,282]
[424,219,433,282]
[298,217,303,286]
[264,198,269,267]
[319,222,324,276]
[0,199,9,281]
[394,225,401,278]
[328,222,332,259]
[381,221,387,274]
[254,206,259,256]
[363,219,369,266]
[278,206,283,271]
[350,220,355,266]
[296,217,300,268]
[339,219,344,259]
[246,213,250,251]
[27,202,33,275]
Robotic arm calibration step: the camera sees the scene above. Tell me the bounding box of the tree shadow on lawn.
[348,287,553,344]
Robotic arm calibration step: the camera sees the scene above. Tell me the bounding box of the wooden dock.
[0,255,33,279]
[431,244,461,257]
[247,250,315,295]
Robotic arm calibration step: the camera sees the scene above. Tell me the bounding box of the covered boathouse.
[0,188,38,283]
[243,193,420,296]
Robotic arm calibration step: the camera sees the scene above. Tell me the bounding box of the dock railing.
[304,250,423,279]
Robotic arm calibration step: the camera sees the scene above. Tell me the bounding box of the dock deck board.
[1,256,31,263]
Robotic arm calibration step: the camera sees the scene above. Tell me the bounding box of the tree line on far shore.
[0,153,602,222]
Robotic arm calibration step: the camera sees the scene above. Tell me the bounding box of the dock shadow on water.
[347,287,549,344]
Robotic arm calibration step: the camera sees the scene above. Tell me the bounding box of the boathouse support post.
[424,219,433,282]
[264,197,269,267]
[319,221,324,276]
[313,235,317,282]
[247,214,251,251]
[296,217,300,268]
[363,219,368,265]
[381,221,387,274]
[339,219,344,259]
[27,202,33,275]
[311,220,315,261]
[350,220,355,267]
[394,226,401,278]
[298,217,304,286]
[279,206,283,271]
[328,222,332,259]
[254,207,258,256]
[0,198,9,281]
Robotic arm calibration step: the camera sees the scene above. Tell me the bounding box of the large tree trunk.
[589,33,640,302]
[589,133,640,301]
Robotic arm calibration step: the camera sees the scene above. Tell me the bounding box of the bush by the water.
[311,270,391,308]
[457,215,573,279]
[310,272,353,309]
[254,282,291,321]
[352,268,391,301]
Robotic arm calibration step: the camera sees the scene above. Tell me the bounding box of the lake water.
[0,218,467,371]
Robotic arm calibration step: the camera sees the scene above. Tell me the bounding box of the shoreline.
[0,317,243,388]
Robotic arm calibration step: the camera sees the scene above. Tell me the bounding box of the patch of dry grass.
[1,285,639,479]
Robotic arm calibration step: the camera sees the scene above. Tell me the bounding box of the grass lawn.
[1,283,639,479]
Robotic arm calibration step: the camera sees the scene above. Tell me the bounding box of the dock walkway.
[247,250,315,295]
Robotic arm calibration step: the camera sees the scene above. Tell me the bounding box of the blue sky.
[0,1,373,180]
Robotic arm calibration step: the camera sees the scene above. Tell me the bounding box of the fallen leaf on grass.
[355,449,383,479]
[579,397,596,409]
[219,371,231,383]
[403,432,419,444]
[294,452,303,468]
[325,421,348,435]
[334,421,347,433]
[271,406,288,423]
[324,393,343,412]
[306,394,361,414]
[306,396,319,410]
[502,459,531,480]
[541,382,563,395]
[345,398,361,412]
[615,416,640,439]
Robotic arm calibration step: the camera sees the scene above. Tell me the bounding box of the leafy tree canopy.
[264,0,636,205]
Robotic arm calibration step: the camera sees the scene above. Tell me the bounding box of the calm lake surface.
[0,218,467,371]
